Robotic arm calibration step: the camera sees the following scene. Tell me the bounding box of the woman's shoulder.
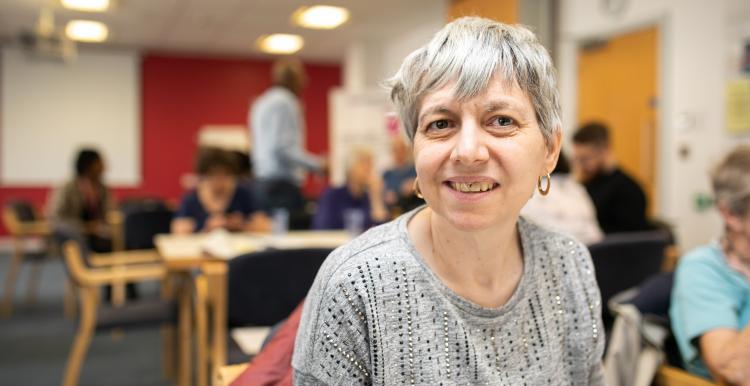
[675,244,733,281]
[520,217,589,255]
[520,218,599,290]
[313,219,408,289]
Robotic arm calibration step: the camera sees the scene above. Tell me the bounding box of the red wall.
[0,53,341,234]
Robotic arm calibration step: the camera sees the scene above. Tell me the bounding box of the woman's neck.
[410,207,524,308]
[723,232,750,279]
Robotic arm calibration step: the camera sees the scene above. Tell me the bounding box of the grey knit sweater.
[293,207,605,385]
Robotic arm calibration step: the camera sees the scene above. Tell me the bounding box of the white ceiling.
[0,0,445,62]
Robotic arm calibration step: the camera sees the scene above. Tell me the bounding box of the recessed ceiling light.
[65,20,108,42]
[257,34,304,55]
[61,0,110,12]
[292,5,349,29]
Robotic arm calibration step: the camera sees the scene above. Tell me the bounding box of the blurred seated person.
[48,148,114,253]
[312,149,389,230]
[521,152,604,245]
[572,122,649,233]
[670,145,750,384]
[171,147,270,234]
[382,137,417,207]
[48,148,137,300]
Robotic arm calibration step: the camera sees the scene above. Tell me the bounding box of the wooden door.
[577,26,659,214]
[447,0,518,23]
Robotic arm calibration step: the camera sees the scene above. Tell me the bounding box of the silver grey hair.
[712,144,750,216]
[388,16,561,148]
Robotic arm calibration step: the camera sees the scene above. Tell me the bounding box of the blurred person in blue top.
[670,144,750,384]
[250,58,326,214]
[172,147,270,234]
[312,148,389,231]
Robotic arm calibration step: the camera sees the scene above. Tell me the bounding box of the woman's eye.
[427,119,451,130]
[490,116,515,127]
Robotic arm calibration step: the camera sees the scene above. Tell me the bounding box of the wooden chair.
[60,238,192,386]
[1,201,56,317]
[216,364,247,386]
[654,366,719,386]
[193,248,330,386]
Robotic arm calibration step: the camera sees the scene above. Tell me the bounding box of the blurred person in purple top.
[312,149,389,231]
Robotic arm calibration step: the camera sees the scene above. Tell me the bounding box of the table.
[154,230,350,385]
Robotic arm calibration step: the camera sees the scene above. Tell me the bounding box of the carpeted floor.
[0,253,171,386]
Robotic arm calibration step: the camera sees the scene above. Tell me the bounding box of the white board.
[1,47,140,186]
[328,88,396,186]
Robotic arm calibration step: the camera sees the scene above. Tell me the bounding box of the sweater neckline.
[397,206,537,319]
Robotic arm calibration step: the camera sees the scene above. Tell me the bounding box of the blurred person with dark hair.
[572,122,649,233]
[312,148,388,231]
[48,148,137,299]
[521,152,603,244]
[250,58,325,214]
[670,145,750,384]
[382,136,417,208]
[48,147,114,252]
[171,147,270,234]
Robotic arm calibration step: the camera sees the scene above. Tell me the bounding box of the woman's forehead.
[418,77,533,117]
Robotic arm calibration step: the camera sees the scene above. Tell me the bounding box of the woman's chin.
[434,208,499,232]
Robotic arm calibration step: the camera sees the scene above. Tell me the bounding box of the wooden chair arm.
[216,364,248,386]
[106,210,123,226]
[89,250,161,267]
[654,366,719,386]
[77,264,166,287]
[17,220,51,236]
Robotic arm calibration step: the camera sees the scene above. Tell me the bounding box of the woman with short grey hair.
[293,17,604,385]
[670,145,750,384]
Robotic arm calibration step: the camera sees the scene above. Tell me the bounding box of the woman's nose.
[450,122,489,164]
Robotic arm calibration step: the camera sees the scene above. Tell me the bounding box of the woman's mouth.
[446,181,499,193]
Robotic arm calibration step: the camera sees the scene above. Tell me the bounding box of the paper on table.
[230,326,272,355]
[201,229,264,259]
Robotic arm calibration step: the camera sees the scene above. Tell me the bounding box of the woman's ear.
[718,201,743,233]
[544,130,562,174]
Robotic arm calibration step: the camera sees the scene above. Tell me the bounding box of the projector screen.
[1,47,140,186]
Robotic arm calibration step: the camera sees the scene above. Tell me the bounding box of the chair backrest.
[589,230,670,320]
[123,208,174,250]
[3,201,37,234]
[53,227,92,286]
[228,248,332,327]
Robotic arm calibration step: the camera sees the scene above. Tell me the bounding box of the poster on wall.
[726,78,750,134]
[726,41,750,134]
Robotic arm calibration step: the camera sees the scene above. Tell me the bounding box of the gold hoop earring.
[413,178,424,199]
[537,173,551,196]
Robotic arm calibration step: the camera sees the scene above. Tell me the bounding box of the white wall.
[1,47,141,186]
[558,0,750,250]
[332,3,446,183]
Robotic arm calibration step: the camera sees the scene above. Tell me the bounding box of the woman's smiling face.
[413,76,560,231]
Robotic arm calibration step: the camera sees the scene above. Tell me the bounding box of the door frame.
[569,15,670,218]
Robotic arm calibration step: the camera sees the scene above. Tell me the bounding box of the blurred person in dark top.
[172,147,270,234]
[48,148,114,253]
[572,122,649,233]
[48,148,137,299]
[382,136,417,208]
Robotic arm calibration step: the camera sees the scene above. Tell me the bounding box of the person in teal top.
[670,145,750,384]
